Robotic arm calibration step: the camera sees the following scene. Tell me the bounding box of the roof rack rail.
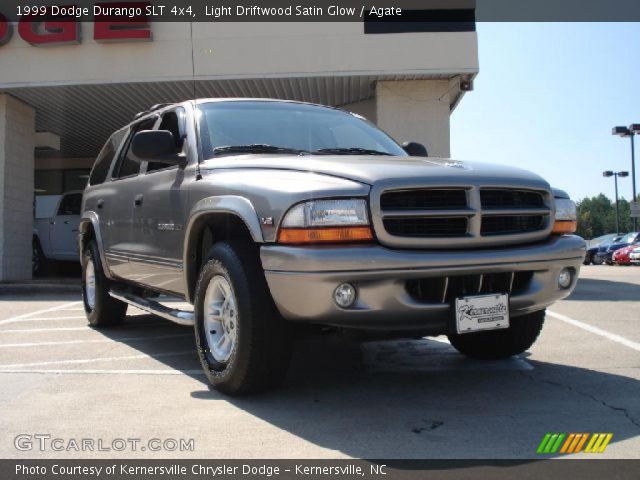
[132,103,175,121]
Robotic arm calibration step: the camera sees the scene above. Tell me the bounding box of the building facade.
[0,18,478,280]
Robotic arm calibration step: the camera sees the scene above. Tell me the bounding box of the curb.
[0,283,81,295]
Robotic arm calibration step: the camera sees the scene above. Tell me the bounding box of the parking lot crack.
[518,371,640,429]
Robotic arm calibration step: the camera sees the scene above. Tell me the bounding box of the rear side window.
[57,193,82,216]
[89,130,125,185]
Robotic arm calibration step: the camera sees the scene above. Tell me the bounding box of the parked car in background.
[595,232,640,265]
[33,191,83,274]
[612,242,640,265]
[586,233,620,249]
[584,234,623,265]
[630,246,640,265]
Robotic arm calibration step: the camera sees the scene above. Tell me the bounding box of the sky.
[450,22,640,202]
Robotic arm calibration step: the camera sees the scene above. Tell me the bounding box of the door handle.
[97,199,104,209]
[49,221,55,225]
[134,194,144,207]
[64,220,70,225]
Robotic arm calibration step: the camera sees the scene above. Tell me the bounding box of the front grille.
[406,271,534,304]
[375,186,551,247]
[481,215,545,236]
[383,217,468,237]
[480,189,544,209]
[381,188,467,210]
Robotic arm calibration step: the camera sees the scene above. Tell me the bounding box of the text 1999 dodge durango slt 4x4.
[80,99,586,394]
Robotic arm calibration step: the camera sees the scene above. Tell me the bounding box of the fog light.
[558,268,573,289]
[334,283,356,308]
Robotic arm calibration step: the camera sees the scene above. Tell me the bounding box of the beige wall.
[341,98,377,123]
[376,80,453,157]
[0,23,477,87]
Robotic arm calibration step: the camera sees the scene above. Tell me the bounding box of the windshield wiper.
[313,147,392,156]
[212,144,309,155]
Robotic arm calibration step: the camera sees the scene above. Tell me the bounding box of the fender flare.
[183,195,264,302]
[78,211,113,278]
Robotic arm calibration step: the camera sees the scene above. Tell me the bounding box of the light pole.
[603,170,629,234]
[612,124,640,230]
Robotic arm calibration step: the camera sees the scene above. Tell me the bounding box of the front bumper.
[261,235,586,332]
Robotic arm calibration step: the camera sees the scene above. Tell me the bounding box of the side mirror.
[131,130,186,166]
[402,141,428,157]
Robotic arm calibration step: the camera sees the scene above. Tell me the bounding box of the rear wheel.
[194,241,293,395]
[82,240,127,327]
[32,237,47,276]
[448,309,545,359]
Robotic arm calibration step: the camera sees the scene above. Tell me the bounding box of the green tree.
[575,193,639,239]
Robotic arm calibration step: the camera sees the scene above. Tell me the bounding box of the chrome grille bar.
[371,184,553,249]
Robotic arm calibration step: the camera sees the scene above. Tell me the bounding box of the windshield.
[620,232,638,243]
[197,101,407,158]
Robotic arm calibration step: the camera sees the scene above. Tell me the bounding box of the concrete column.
[0,94,35,281]
[375,79,452,158]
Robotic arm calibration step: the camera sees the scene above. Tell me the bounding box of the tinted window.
[57,193,82,216]
[90,130,125,185]
[147,109,185,172]
[113,117,157,179]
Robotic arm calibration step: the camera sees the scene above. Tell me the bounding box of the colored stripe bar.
[550,433,565,454]
[573,433,588,453]
[560,433,575,454]
[537,434,552,454]
[597,434,613,453]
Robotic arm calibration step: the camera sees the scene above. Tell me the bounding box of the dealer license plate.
[455,294,510,334]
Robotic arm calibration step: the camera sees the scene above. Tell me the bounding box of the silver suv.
[80,99,586,394]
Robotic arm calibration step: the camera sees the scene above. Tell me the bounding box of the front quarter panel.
[192,168,371,242]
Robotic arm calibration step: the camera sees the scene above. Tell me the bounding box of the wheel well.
[80,221,96,251]
[186,213,258,302]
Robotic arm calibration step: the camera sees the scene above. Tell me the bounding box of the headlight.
[552,198,577,234]
[278,199,373,244]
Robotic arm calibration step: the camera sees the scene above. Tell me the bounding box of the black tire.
[448,309,545,360]
[81,240,127,327]
[32,237,47,276]
[582,252,592,265]
[592,256,604,265]
[194,241,293,395]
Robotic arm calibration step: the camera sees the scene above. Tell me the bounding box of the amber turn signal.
[277,226,374,244]
[551,220,577,235]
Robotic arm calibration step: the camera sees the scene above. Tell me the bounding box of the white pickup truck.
[33,191,82,274]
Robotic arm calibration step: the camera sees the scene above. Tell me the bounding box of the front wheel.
[82,240,127,327]
[448,309,545,359]
[194,241,293,395]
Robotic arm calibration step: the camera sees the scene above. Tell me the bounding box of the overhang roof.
[2,73,459,158]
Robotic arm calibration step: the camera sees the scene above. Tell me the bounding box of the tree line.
[576,194,639,239]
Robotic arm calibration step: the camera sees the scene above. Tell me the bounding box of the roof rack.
[133,103,175,121]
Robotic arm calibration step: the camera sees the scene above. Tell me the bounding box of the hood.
[201,155,551,190]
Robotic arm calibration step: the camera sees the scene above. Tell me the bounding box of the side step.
[109,289,194,326]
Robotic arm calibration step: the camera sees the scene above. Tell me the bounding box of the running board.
[109,290,194,326]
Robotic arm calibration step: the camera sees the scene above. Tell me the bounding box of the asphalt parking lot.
[0,265,638,459]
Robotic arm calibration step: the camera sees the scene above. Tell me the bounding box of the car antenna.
[190,21,202,180]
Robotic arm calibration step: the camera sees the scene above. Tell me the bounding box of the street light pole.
[603,170,629,235]
[631,132,637,230]
[613,125,640,230]
[614,173,620,235]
